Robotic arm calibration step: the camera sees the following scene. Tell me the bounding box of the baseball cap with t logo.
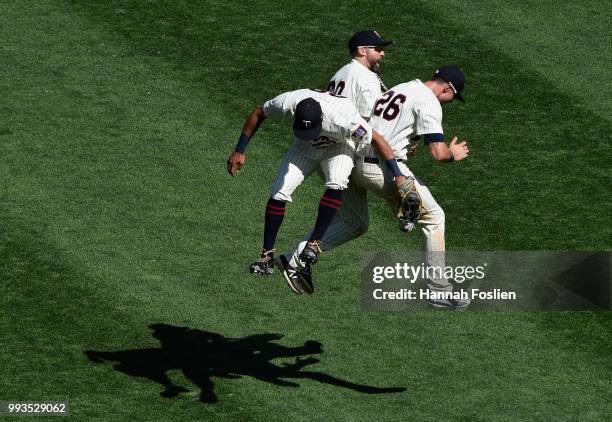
[293,97,323,140]
[433,64,466,102]
[348,30,393,54]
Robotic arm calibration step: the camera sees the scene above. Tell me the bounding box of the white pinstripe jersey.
[327,60,385,119]
[263,89,372,149]
[368,79,444,158]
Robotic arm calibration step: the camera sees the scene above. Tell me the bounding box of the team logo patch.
[352,125,367,140]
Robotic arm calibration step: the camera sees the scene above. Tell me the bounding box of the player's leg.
[397,165,469,309]
[279,180,368,294]
[281,155,378,294]
[353,157,445,293]
[291,154,388,268]
[285,174,369,262]
[251,140,317,275]
[299,145,355,266]
[411,178,451,291]
[365,161,451,289]
[376,162,450,291]
[319,180,369,251]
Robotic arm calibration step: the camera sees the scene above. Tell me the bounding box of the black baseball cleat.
[297,263,314,294]
[299,240,323,265]
[426,295,471,310]
[250,249,275,276]
[276,255,304,294]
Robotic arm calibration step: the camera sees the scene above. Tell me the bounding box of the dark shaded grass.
[0,0,609,420]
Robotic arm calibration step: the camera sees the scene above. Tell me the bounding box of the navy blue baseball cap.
[348,30,393,54]
[433,64,466,102]
[293,98,323,140]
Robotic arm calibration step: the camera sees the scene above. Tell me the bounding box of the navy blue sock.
[310,189,343,241]
[263,198,286,251]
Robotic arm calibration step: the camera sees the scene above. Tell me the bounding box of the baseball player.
[273,30,391,293]
[226,88,406,283]
[280,65,471,310]
[327,30,391,119]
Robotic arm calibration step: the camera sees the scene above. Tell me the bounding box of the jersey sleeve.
[262,91,296,119]
[354,77,383,119]
[414,100,444,136]
[349,118,372,146]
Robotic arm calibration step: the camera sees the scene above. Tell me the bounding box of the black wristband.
[386,159,404,177]
[235,133,250,153]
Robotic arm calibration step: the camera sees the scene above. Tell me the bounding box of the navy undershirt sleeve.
[423,133,445,144]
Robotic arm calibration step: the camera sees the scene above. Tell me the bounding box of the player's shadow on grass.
[85,323,405,403]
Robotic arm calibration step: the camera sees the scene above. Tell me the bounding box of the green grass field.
[1,1,610,420]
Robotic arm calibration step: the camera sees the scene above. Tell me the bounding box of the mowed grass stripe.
[0,1,610,420]
[422,0,612,122]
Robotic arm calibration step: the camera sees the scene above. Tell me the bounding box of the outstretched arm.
[227,106,267,176]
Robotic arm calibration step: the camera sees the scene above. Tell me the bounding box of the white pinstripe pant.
[285,158,452,291]
[270,138,355,202]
